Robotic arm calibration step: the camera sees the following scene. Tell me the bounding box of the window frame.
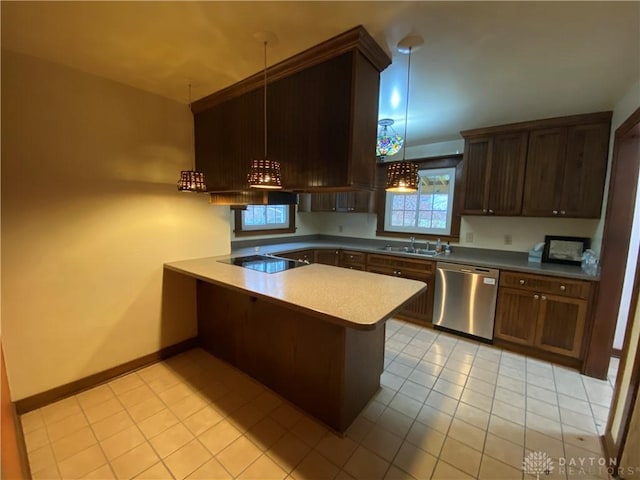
[233,204,296,237]
[376,154,463,241]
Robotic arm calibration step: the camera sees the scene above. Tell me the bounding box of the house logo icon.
[523,451,554,479]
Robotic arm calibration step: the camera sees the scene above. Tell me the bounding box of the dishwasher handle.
[436,261,499,278]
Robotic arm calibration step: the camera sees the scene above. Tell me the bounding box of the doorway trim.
[583,107,640,378]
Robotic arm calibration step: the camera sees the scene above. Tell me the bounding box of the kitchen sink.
[378,246,441,257]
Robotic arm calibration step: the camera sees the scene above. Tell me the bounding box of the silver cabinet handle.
[482,209,487,213]
[534,294,539,300]
[560,285,566,291]
[560,210,566,215]
[541,295,547,301]
[489,209,494,214]
[397,271,402,276]
[552,210,558,215]
[519,279,525,285]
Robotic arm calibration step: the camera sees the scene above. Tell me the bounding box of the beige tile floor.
[21,318,620,480]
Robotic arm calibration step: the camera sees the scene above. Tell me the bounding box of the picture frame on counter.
[542,235,591,266]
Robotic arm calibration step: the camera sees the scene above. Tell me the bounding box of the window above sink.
[383,167,456,236]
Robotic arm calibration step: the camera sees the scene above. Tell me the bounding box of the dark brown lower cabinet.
[493,288,538,345]
[495,271,592,362]
[197,281,385,432]
[340,250,367,270]
[315,249,340,266]
[366,254,435,324]
[276,249,315,263]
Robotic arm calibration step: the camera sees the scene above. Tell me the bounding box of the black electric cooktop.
[218,254,308,274]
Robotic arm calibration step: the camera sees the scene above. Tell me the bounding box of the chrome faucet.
[409,236,416,251]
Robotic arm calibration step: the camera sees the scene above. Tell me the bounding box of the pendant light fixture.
[177,84,207,193]
[385,34,424,193]
[248,32,282,190]
[376,118,404,160]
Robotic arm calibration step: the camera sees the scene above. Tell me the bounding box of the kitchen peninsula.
[165,256,426,432]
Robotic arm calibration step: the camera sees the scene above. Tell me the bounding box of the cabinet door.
[494,288,538,345]
[351,191,374,212]
[311,193,337,212]
[522,128,567,216]
[397,271,434,324]
[487,133,528,215]
[340,191,373,213]
[367,266,433,323]
[559,123,610,218]
[268,53,353,190]
[195,89,262,191]
[314,249,340,266]
[535,294,587,358]
[461,138,491,214]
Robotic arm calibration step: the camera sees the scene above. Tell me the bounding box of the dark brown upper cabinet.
[460,132,528,216]
[523,120,611,218]
[461,111,612,218]
[298,191,374,213]
[192,26,391,193]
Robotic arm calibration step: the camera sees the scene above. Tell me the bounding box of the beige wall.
[1,50,230,400]
[311,211,599,253]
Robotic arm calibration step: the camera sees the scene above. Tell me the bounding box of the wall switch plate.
[504,234,512,245]
[465,232,474,243]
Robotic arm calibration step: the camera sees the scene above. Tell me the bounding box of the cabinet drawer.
[340,250,367,268]
[500,271,591,299]
[367,254,435,274]
[277,249,315,263]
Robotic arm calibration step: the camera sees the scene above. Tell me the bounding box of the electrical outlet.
[504,234,512,245]
[465,232,474,243]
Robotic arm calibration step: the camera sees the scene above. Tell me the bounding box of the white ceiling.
[2,1,638,146]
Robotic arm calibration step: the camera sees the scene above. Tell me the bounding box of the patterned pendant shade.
[376,119,404,159]
[386,161,419,192]
[247,159,282,189]
[177,170,207,193]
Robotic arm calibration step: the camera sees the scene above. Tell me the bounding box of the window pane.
[403,212,415,227]
[404,194,417,211]
[391,211,404,226]
[432,210,448,228]
[433,194,449,211]
[392,195,405,210]
[419,194,433,211]
[418,211,432,228]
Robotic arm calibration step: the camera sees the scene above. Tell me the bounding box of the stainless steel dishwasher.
[434,262,500,341]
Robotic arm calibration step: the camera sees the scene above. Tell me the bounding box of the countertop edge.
[164,262,426,331]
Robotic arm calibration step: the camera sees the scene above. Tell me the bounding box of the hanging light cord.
[263,41,268,159]
[188,83,195,170]
[401,46,412,161]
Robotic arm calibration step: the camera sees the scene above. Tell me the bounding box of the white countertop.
[165,256,426,330]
